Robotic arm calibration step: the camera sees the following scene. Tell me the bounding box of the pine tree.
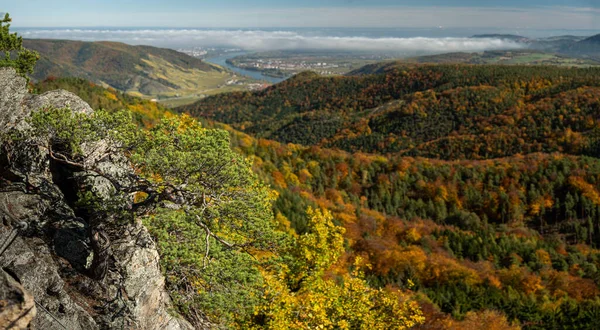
[0,13,39,79]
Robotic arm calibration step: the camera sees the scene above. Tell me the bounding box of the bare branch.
[48,149,85,169]
[203,230,210,269]
[196,215,234,249]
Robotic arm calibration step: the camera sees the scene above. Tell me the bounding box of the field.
[140,55,254,106]
[157,85,249,107]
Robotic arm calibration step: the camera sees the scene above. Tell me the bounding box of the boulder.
[24,89,94,115]
[0,68,29,132]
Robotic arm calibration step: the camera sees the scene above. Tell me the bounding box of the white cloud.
[237,6,599,30]
[19,28,525,54]
[10,6,600,29]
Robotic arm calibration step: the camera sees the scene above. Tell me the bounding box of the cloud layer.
[18,28,525,54]
[9,5,600,29]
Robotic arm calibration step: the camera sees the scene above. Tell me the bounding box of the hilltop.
[582,34,600,43]
[178,64,600,159]
[23,39,237,99]
[562,34,600,56]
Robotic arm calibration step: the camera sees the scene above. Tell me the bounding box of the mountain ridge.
[178,64,600,160]
[560,33,600,56]
[23,38,228,98]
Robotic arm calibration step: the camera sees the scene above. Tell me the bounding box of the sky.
[3,0,600,29]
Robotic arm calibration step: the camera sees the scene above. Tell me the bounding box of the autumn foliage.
[35,63,600,329]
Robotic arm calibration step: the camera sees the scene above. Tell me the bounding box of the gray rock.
[0,68,195,330]
[53,218,90,271]
[96,220,194,330]
[0,68,29,133]
[0,191,47,225]
[25,89,94,115]
[0,227,99,330]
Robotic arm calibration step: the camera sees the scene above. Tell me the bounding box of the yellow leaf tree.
[249,208,425,329]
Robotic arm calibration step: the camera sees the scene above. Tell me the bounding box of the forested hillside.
[28,76,426,330]
[179,65,600,161]
[49,65,600,329]
[220,129,600,330]
[563,34,600,56]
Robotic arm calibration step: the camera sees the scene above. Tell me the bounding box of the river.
[204,52,286,84]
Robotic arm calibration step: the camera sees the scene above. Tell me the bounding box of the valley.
[23,31,600,110]
[214,33,600,79]
[5,12,600,328]
[23,39,268,107]
[223,50,386,78]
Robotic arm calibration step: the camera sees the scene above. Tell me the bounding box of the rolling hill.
[178,64,600,160]
[23,39,232,98]
[533,35,586,52]
[562,34,600,56]
[471,34,596,54]
[54,68,600,329]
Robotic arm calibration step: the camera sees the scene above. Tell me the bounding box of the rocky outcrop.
[0,225,97,330]
[0,68,194,330]
[0,268,36,329]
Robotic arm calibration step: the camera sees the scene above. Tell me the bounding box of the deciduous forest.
[35,63,600,329]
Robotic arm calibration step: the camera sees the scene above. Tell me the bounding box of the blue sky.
[3,0,599,28]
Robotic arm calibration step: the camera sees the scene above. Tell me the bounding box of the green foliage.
[145,210,265,326]
[129,116,279,249]
[125,115,283,326]
[0,13,39,79]
[10,104,282,327]
[26,106,135,157]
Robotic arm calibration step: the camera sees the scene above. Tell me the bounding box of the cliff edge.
[0,67,195,330]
